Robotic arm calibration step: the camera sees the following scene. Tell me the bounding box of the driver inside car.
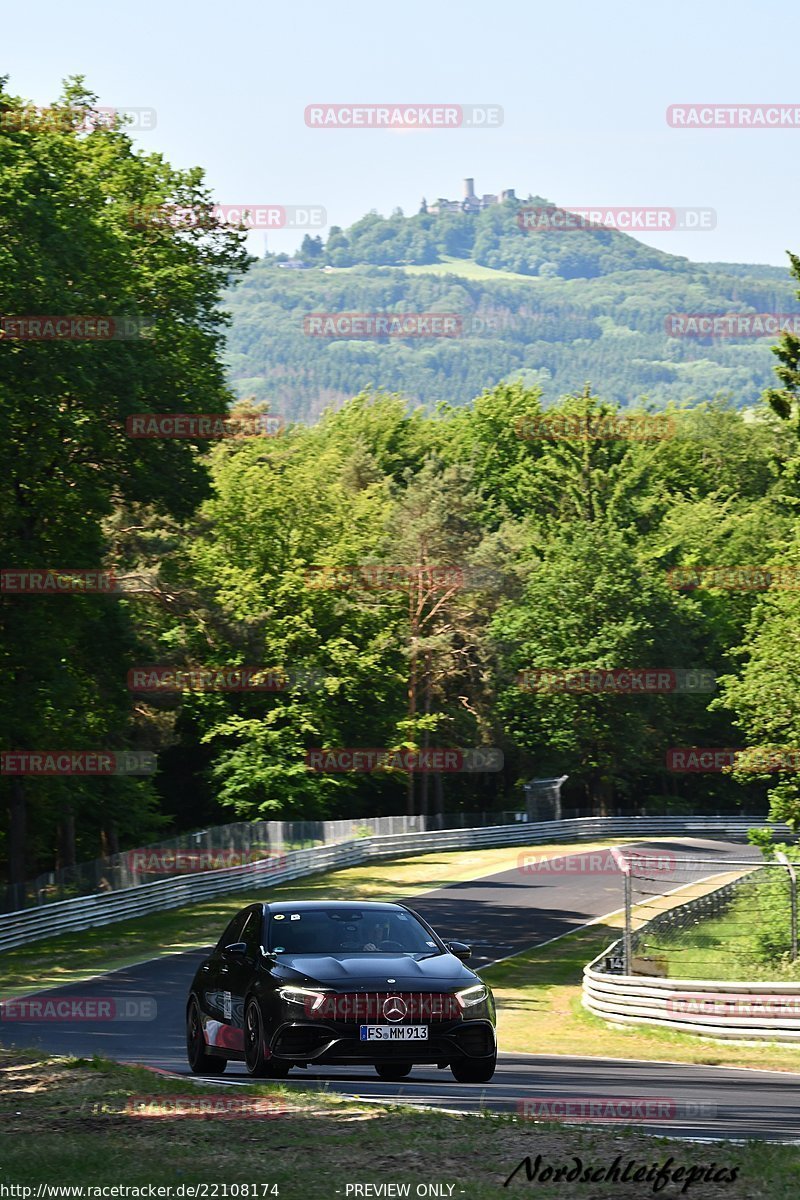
[362,919,389,950]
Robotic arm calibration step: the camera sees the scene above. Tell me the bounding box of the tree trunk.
[420,731,430,819]
[433,771,444,829]
[57,806,76,871]
[100,823,119,858]
[419,654,432,819]
[596,775,613,817]
[6,776,27,910]
[406,586,418,816]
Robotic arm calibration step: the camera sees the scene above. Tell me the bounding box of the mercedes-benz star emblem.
[382,995,407,1022]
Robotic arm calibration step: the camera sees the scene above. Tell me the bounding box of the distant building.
[427,179,516,216]
[427,196,462,215]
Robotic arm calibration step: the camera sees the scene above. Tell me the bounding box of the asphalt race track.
[5,836,800,1141]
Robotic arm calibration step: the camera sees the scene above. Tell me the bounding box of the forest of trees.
[5,83,800,898]
[225,252,797,421]
[295,201,689,275]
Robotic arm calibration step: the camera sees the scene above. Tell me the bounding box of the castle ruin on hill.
[422,179,516,216]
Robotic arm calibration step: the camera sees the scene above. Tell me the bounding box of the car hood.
[274,952,478,990]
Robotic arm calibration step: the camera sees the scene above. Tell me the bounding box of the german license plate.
[359,1025,428,1041]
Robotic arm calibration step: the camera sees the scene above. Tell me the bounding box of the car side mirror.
[447,940,472,962]
[224,941,248,957]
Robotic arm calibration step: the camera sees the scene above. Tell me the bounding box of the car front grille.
[310,991,462,1022]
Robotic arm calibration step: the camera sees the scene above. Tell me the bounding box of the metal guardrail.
[583,862,800,1043]
[583,969,800,1043]
[0,815,781,953]
[7,810,542,913]
[6,813,434,912]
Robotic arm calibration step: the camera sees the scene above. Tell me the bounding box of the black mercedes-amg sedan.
[186,899,497,1082]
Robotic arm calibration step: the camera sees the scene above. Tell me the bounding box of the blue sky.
[6,0,799,264]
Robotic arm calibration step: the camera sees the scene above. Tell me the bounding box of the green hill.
[224,196,798,420]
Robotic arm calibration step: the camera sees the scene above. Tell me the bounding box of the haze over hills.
[224,182,798,422]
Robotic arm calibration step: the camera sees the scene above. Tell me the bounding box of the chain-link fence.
[615,850,799,979]
[3,809,530,912]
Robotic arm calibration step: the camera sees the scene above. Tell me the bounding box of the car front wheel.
[450,1052,497,1083]
[244,998,291,1078]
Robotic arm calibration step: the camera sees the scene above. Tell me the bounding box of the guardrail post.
[777,851,798,963]
[622,870,633,974]
[610,847,632,974]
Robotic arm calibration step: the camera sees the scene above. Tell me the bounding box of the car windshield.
[266,908,441,956]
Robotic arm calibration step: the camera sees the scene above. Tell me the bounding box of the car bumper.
[270,1019,496,1064]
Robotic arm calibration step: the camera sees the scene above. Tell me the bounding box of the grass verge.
[651,879,800,982]
[2,1048,798,1197]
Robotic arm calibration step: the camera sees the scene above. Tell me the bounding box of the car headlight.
[278,986,328,1012]
[455,983,488,1009]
